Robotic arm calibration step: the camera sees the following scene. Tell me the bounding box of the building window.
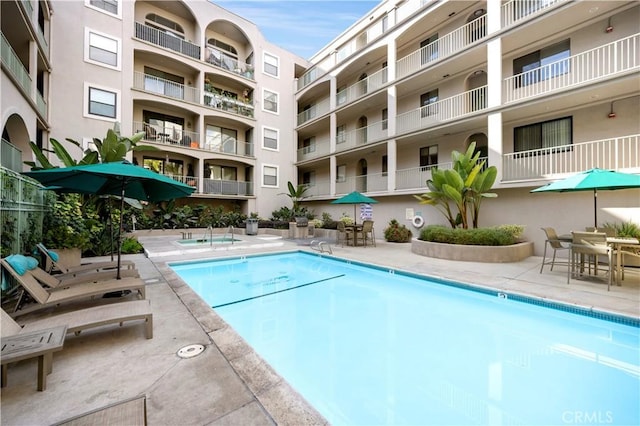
[87,86,117,119]
[513,39,570,87]
[86,0,119,16]
[85,29,119,68]
[205,124,237,153]
[143,110,184,143]
[207,164,237,181]
[263,89,279,114]
[263,52,279,77]
[263,165,278,187]
[514,116,572,152]
[336,125,346,144]
[420,33,438,65]
[144,66,184,99]
[382,108,388,130]
[336,164,346,182]
[420,89,439,117]
[263,127,279,150]
[302,171,315,186]
[301,137,315,154]
[420,145,438,169]
[145,13,184,39]
[382,155,388,177]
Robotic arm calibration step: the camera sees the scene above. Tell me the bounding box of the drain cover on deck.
[177,344,205,359]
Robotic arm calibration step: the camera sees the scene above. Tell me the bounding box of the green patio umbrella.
[331,191,378,225]
[531,168,640,227]
[25,160,195,278]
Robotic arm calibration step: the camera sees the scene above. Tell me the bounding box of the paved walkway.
[2,233,638,425]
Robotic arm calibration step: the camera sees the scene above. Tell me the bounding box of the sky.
[213,1,380,59]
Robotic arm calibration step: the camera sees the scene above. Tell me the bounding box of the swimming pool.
[171,252,640,425]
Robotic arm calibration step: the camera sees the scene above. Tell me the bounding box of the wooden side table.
[1,325,67,391]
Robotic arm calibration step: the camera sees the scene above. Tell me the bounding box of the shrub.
[338,215,354,226]
[495,224,525,240]
[121,236,143,254]
[419,225,516,246]
[383,219,413,243]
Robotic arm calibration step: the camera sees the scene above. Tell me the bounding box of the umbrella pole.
[117,185,125,280]
[594,188,598,228]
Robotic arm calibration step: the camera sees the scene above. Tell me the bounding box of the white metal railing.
[134,71,199,103]
[297,97,331,125]
[202,179,253,196]
[204,91,254,118]
[502,0,564,28]
[397,0,435,22]
[336,67,388,107]
[133,121,199,148]
[397,14,487,78]
[205,47,254,79]
[336,173,388,195]
[502,134,640,181]
[134,22,200,59]
[1,32,32,95]
[396,86,487,135]
[335,120,388,152]
[297,137,331,162]
[504,34,640,103]
[396,163,454,190]
[163,173,198,192]
[303,180,331,197]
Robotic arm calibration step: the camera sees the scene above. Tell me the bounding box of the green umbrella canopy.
[24,160,195,278]
[24,160,195,202]
[531,168,640,227]
[331,191,378,224]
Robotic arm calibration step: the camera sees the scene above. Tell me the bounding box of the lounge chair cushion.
[5,255,39,275]
[46,250,59,262]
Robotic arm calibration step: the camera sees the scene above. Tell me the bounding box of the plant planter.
[411,239,533,263]
[45,247,82,271]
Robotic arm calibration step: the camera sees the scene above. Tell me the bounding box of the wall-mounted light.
[608,102,616,118]
[442,74,450,78]
[605,17,613,33]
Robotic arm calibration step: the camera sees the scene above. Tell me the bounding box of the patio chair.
[336,221,353,247]
[37,243,136,276]
[539,227,570,273]
[356,220,376,247]
[0,258,146,315]
[30,266,139,289]
[568,232,612,290]
[2,299,153,339]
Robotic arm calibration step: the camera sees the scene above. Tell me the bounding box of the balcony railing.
[397,14,487,78]
[205,47,254,79]
[134,121,199,148]
[502,134,640,182]
[396,86,488,135]
[133,71,199,103]
[202,179,253,196]
[298,67,321,91]
[204,91,254,118]
[1,32,32,95]
[164,174,198,192]
[134,22,200,59]
[396,0,435,22]
[35,91,47,118]
[335,120,388,152]
[336,172,388,195]
[504,34,640,103]
[502,0,564,28]
[201,139,253,157]
[336,67,388,107]
[303,180,331,198]
[297,137,331,162]
[1,139,23,172]
[297,97,330,126]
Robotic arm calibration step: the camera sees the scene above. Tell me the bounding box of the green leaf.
[50,139,78,167]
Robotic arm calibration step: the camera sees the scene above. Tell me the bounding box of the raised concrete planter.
[411,239,534,263]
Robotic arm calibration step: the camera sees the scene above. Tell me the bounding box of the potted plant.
[384,219,413,243]
[42,194,92,268]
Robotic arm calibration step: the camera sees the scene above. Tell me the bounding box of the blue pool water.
[171,252,640,425]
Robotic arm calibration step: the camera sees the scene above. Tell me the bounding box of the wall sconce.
[605,18,613,33]
[608,102,616,119]
[187,121,191,128]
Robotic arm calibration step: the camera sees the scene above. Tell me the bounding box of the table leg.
[616,245,622,286]
[37,355,46,391]
[1,365,7,388]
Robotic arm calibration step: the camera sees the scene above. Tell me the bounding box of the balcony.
[133,71,199,103]
[1,139,23,172]
[297,97,330,126]
[396,86,488,135]
[205,47,254,80]
[396,163,453,191]
[1,32,32,96]
[164,174,198,192]
[204,91,254,118]
[501,0,565,29]
[297,137,331,162]
[396,14,487,79]
[336,172,388,195]
[303,180,331,198]
[297,67,321,91]
[502,134,640,182]
[336,67,388,107]
[134,121,199,148]
[504,34,640,104]
[35,91,47,118]
[134,22,200,59]
[335,120,388,152]
[202,179,253,196]
[201,138,253,158]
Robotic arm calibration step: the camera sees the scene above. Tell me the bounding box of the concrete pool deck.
[2,233,639,425]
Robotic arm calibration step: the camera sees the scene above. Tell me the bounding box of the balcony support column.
[487,0,501,35]
[329,76,337,110]
[386,37,396,82]
[29,39,38,101]
[387,139,397,192]
[330,155,337,197]
[487,112,503,183]
[487,38,502,108]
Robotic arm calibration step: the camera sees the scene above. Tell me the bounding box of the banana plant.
[282,181,309,216]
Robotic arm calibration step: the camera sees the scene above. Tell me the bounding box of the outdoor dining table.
[345,224,363,246]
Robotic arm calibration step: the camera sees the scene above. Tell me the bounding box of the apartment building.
[295,0,639,249]
[2,0,639,254]
[2,0,308,216]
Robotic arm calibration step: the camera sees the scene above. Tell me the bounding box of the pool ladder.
[310,240,332,254]
[224,225,234,245]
